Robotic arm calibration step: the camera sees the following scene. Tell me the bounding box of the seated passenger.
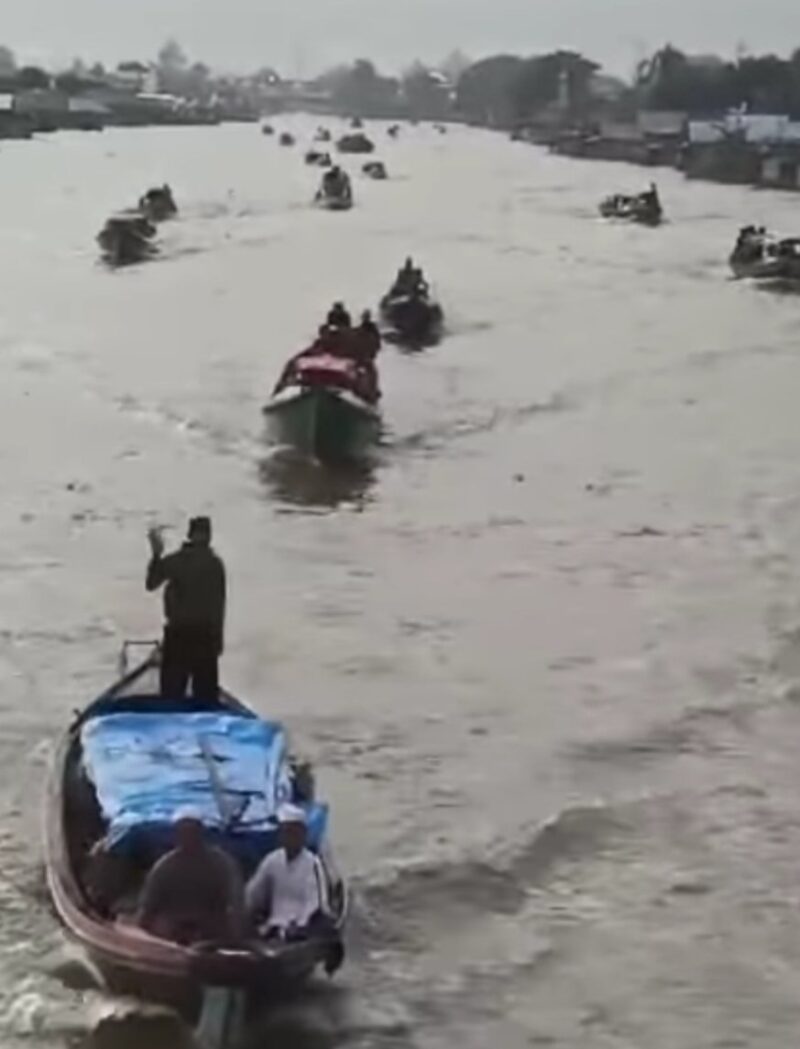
[136,812,244,945]
[326,302,352,329]
[246,805,329,939]
[411,269,429,296]
[393,257,416,294]
[357,310,381,361]
[323,166,348,193]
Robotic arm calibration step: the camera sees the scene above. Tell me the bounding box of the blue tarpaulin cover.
[80,711,327,863]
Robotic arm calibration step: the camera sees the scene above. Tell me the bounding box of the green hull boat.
[264,386,380,462]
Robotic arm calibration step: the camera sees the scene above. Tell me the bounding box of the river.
[2,117,800,1047]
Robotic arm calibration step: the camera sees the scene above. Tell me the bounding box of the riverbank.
[513,124,800,193]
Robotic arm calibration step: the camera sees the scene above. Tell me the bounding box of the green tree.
[635,45,735,113]
[734,54,793,112]
[0,45,16,76]
[157,39,188,93]
[402,61,450,119]
[327,59,399,117]
[15,66,51,90]
[55,71,92,95]
[455,54,524,125]
[511,51,599,119]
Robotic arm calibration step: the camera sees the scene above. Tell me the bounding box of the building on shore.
[549,110,685,167]
[0,91,32,137]
[681,113,800,186]
[758,148,800,190]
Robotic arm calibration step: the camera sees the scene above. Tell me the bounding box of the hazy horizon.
[6,0,800,77]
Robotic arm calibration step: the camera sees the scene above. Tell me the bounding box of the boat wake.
[357,801,630,949]
[258,451,377,511]
[391,392,570,452]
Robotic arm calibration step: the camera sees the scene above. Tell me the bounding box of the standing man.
[146,516,226,702]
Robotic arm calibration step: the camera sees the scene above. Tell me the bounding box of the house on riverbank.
[549,110,685,167]
[759,147,800,190]
[681,113,800,188]
[0,92,32,137]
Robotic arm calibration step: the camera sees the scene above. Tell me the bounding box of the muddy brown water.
[2,117,800,1047]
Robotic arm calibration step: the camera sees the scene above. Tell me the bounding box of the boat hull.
[316,195,352,211]
[729,254,784,279]
[599,199,662,226]
[380,296,444,347]
[729,252,800,282]
[264,387,380,461]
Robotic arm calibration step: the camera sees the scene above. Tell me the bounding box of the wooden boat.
[315,172,353,211]
[363,161,388,180]
[45,645,348,1034]
[264,353,380,461]
[337,133,375,155]
[279,132,295,147]
[729,228,800,282]
[306,150,332,168]
[97,213,158,267]
[599,189,663,227]
[380,290,444,348]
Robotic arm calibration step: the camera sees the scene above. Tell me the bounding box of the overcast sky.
[6,0,800,76]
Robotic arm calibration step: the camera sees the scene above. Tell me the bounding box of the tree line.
[454,45,800,126]
[0,41,279,103]
[3,40,800,123]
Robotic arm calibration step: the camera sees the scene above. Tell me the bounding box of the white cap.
[277,803,307,825]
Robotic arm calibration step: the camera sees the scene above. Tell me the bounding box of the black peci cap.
[188,516,212,540]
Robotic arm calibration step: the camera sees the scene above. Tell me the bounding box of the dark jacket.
[146,542,226,651]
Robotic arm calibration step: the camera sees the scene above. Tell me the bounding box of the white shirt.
[246,848,328,931]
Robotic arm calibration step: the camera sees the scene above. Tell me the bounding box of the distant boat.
[315,170,354,210]
[380,288,444,348]
[97,213,158,267]
[305,150,332,168]
[729,226,800,282]
[337,133,375,155]
[138,185,178,223]
[363,161,388,180]
[599,186,663,226]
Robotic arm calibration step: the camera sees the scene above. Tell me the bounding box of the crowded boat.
[729,226,800,282]
[599,183,663,226]
[265,303,382,461]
